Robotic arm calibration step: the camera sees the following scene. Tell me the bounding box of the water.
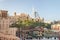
[20,37,59,40]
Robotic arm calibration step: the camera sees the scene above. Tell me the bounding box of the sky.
[0,0,60,21]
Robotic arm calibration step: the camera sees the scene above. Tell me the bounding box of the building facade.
[0,10,20,40]
[0,10,44,40]
[51,24,60,32]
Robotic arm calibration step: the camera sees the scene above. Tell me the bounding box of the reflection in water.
[20,37,59,40]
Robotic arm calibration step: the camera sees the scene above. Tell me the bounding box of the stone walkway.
[0,33,20,40]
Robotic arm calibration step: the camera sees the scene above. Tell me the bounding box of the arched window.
[0,37,2,40]
[13,39,14,40]
[0,37,1,40]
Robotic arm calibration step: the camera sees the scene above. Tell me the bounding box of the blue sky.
[0,0,60,21]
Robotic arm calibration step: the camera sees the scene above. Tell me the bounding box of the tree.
[10,18,51,39]
[44,23,51,29]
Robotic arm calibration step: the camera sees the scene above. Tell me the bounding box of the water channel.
[20,37,59,40]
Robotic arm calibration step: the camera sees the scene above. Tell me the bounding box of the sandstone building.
[0,10,44,40]
[0,10,20,40]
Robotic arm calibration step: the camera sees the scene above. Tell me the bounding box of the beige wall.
[0,18,10,34]
[7,28,18,36]
[51,24,60,31]
[0,10,20,40]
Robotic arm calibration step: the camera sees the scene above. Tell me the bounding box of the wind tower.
[14,12,16,16]
[32,8,40,19]
[32,8,44,22]
[0,10,8,18]
[32,8,41,22]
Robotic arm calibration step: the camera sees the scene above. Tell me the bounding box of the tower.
[14,12,16,16]
[32,8,39,18]
[0,10,8,18]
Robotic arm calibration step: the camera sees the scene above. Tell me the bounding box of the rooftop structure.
[0,10,8,18]
[0,10,20,40]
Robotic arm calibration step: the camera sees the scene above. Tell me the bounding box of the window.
[13,39,14,40]
[0,37,1,40]
[0,24,1,29]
